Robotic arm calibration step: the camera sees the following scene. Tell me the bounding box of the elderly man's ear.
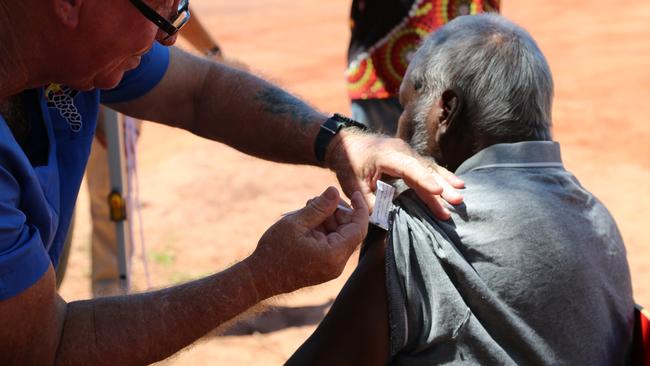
[431,88,471,171]
[434,89,462,140]
[53,0,83,28]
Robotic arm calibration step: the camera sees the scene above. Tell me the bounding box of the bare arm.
[110,47,464,216]
[5,261,261,365]
[286,228,391,366]
[58,259,270,365]
[110,47,324,166]
[0,188,369,365]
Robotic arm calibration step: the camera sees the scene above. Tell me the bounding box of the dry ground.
[59,0,650,364]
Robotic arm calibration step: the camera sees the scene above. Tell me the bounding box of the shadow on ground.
[219,300,334,336]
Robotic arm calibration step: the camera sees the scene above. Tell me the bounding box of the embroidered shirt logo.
[45,84,82,132]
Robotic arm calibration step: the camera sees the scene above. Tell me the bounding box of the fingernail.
[449,190,462,200]
[323,187,337,201]
[336,204,353,213]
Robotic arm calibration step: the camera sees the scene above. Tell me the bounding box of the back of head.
[408,13,554,146]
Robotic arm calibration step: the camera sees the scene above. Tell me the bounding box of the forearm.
[111,48,327,166]
[2,188,369,364]
[190,62,326,165]
[55,259,268,365]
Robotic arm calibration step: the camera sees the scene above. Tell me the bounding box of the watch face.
[321,117,343,134]
[332,113,367,131]
[315,114,368,163]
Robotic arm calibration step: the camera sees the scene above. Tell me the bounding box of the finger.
[328,190,368,228]
[293,186,340,228]
[334,200,354,225]
[350,191,370,226]
[322,198,354,230]
[433,174,463,205]
[362,191,377,214]
[322,211,340,232]
[436,165,465,189]
[378,155,444,196]
[336,191,369,245]
[378,154,464,209]
[324,198,357,230]
[416,190,452,220]
[358,170,377,212]
[314,223,327,233]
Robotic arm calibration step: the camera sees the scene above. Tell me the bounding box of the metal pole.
[103,108,131,293]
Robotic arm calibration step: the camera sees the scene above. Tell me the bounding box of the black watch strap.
[314,114,367,163]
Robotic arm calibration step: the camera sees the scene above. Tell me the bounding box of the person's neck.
[438,133,477,173]
[0,2,51,102]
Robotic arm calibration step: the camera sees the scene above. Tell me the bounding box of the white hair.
[407,13,554,146]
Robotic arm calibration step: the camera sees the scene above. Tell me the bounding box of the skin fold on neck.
[0,0,54,102]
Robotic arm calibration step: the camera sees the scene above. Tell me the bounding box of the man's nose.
[156,30,179,46]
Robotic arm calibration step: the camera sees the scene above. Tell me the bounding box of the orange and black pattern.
[346,0,500,100]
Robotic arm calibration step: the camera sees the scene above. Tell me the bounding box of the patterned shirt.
[347,0,500,100]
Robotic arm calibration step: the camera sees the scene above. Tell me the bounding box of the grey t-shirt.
[386,141,634,365]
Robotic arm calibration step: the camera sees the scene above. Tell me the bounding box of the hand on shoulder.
[325,130,464,220]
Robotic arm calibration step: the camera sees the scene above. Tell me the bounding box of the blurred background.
[59,0,650,364]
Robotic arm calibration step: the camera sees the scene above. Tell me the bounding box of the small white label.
[370,180,395,230]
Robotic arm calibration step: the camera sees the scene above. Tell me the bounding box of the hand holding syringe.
[282,203,352,217]
[283,181,395,230]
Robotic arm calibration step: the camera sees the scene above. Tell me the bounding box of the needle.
[281,204,353,217]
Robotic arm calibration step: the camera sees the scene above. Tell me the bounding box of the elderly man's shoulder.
[451,160,603,222]
[392,157,624,268]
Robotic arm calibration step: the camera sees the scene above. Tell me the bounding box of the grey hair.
[407,13,554,146]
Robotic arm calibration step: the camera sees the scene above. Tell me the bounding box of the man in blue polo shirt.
[0,43,171,299]
[0,0,465,363]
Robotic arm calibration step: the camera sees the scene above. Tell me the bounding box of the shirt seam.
[467,162,564,172]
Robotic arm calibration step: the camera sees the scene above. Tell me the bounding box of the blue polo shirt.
[0,43,170,300]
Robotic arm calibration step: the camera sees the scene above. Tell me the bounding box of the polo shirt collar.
[455,141,564,175]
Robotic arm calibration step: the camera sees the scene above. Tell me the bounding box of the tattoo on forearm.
[254,86,313,126]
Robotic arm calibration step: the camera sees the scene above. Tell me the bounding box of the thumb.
[294,186,340,228]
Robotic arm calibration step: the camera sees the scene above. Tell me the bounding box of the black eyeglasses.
[129,0,191,39]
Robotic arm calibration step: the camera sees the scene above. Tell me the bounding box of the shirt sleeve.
[0,165,51,301]
[100,42,170,104]
[386,192,473,357]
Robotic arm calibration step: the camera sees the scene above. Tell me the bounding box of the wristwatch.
[314,113,367,164]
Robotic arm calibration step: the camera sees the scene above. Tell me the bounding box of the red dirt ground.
[58,0,650,364]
